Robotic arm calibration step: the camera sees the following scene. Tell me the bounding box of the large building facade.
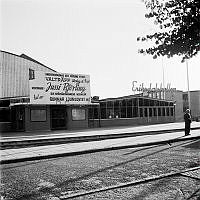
[2,50,198,133]
[0,51,92,132]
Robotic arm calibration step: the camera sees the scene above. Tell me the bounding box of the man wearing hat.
[184,109,192,136]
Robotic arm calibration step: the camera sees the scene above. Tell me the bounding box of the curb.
[1,134,200,165]
[1,127,200,150]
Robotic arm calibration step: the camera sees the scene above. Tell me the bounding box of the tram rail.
[61,166,200,199]
[2,137,200,199]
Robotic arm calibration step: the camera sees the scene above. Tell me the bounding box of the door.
[51,106,67,130]
[12,106,25,131]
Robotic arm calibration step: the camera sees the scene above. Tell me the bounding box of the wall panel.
[0,51,55,98]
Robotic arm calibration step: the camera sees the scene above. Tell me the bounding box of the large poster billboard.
[29,71,91,105]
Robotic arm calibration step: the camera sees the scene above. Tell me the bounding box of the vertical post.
[186,59,191,110]
[162,57,165,88]
[162,57,165,99]
[137,98,140,117]
[106,101,107,119]
[173,103,176,122]
[113,101,114,118]
[98,103,101,127]
[125,99,127,118]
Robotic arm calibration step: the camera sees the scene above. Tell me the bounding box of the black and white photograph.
[0,0,200,199]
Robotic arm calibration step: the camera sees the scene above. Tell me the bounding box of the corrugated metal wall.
[0,51,56,98]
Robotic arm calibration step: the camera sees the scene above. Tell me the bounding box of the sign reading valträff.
[29,71,91,104]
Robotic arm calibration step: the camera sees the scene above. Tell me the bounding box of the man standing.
[184,109,192,136]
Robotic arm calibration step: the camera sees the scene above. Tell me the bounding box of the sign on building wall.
[29,71,91,105]
[132,81,176,100]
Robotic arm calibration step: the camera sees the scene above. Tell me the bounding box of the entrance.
[51,106,67,130]
[11,106,25,131]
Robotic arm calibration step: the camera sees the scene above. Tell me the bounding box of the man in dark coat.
[184,109,192,136]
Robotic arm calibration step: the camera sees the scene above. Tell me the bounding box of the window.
[155,101,159,106]
[94,107,99,119]
[107,108,114,118]
[160,101,164,106]
[127,99,132,107]
[165,102,169,106]
[72,108,86,120]
[107,101,113,108]
[127,107,132,118]
[158,108,161,116]
[140,108,143,117]
[162,108,166,116]
[144,99,149,106]
[29,69,35,80]
[121,100,127,118]
[133,107,138,117]
[127,99,132,118]
[150,100,154,106]
[170,108,174,116]
[101,108,106,119]
[100,102,106,119]
[166,107,170,116]
[149,108,152,117]
[153,108,157,116]
[144,108,148,117]
[107,101,114,118]
[132,98,137,106]
[114,101,120,118]
[31,109,46,122]
[139,98,143,106]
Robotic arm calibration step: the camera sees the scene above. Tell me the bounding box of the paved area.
[1,126,200,164]
[2,134,200,200]
[2,122,200,142]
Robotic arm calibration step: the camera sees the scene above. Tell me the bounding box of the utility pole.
[162,57,165,99]
[162,57,165,89]
[186,59,191,110]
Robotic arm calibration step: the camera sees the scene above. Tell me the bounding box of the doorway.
[11,106,25,131]
[51,106,67,130]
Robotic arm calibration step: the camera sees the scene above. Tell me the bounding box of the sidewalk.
[1,126,200,164]
[2,122,200,142]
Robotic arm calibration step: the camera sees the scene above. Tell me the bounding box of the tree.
[137,0,200,62]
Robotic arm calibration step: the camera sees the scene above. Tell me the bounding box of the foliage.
[137,0,200,62]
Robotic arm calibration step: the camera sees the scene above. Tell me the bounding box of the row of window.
[89,106,174,119]
[100,98,174,108]
[31,108,86,122]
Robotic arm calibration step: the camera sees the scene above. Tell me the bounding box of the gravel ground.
[1,139,200,200]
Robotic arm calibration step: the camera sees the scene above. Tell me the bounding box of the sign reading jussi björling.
[29,71,91,104]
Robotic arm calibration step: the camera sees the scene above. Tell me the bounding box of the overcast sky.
[1,0,200,98]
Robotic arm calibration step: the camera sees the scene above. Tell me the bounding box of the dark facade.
[0,98,90,132]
